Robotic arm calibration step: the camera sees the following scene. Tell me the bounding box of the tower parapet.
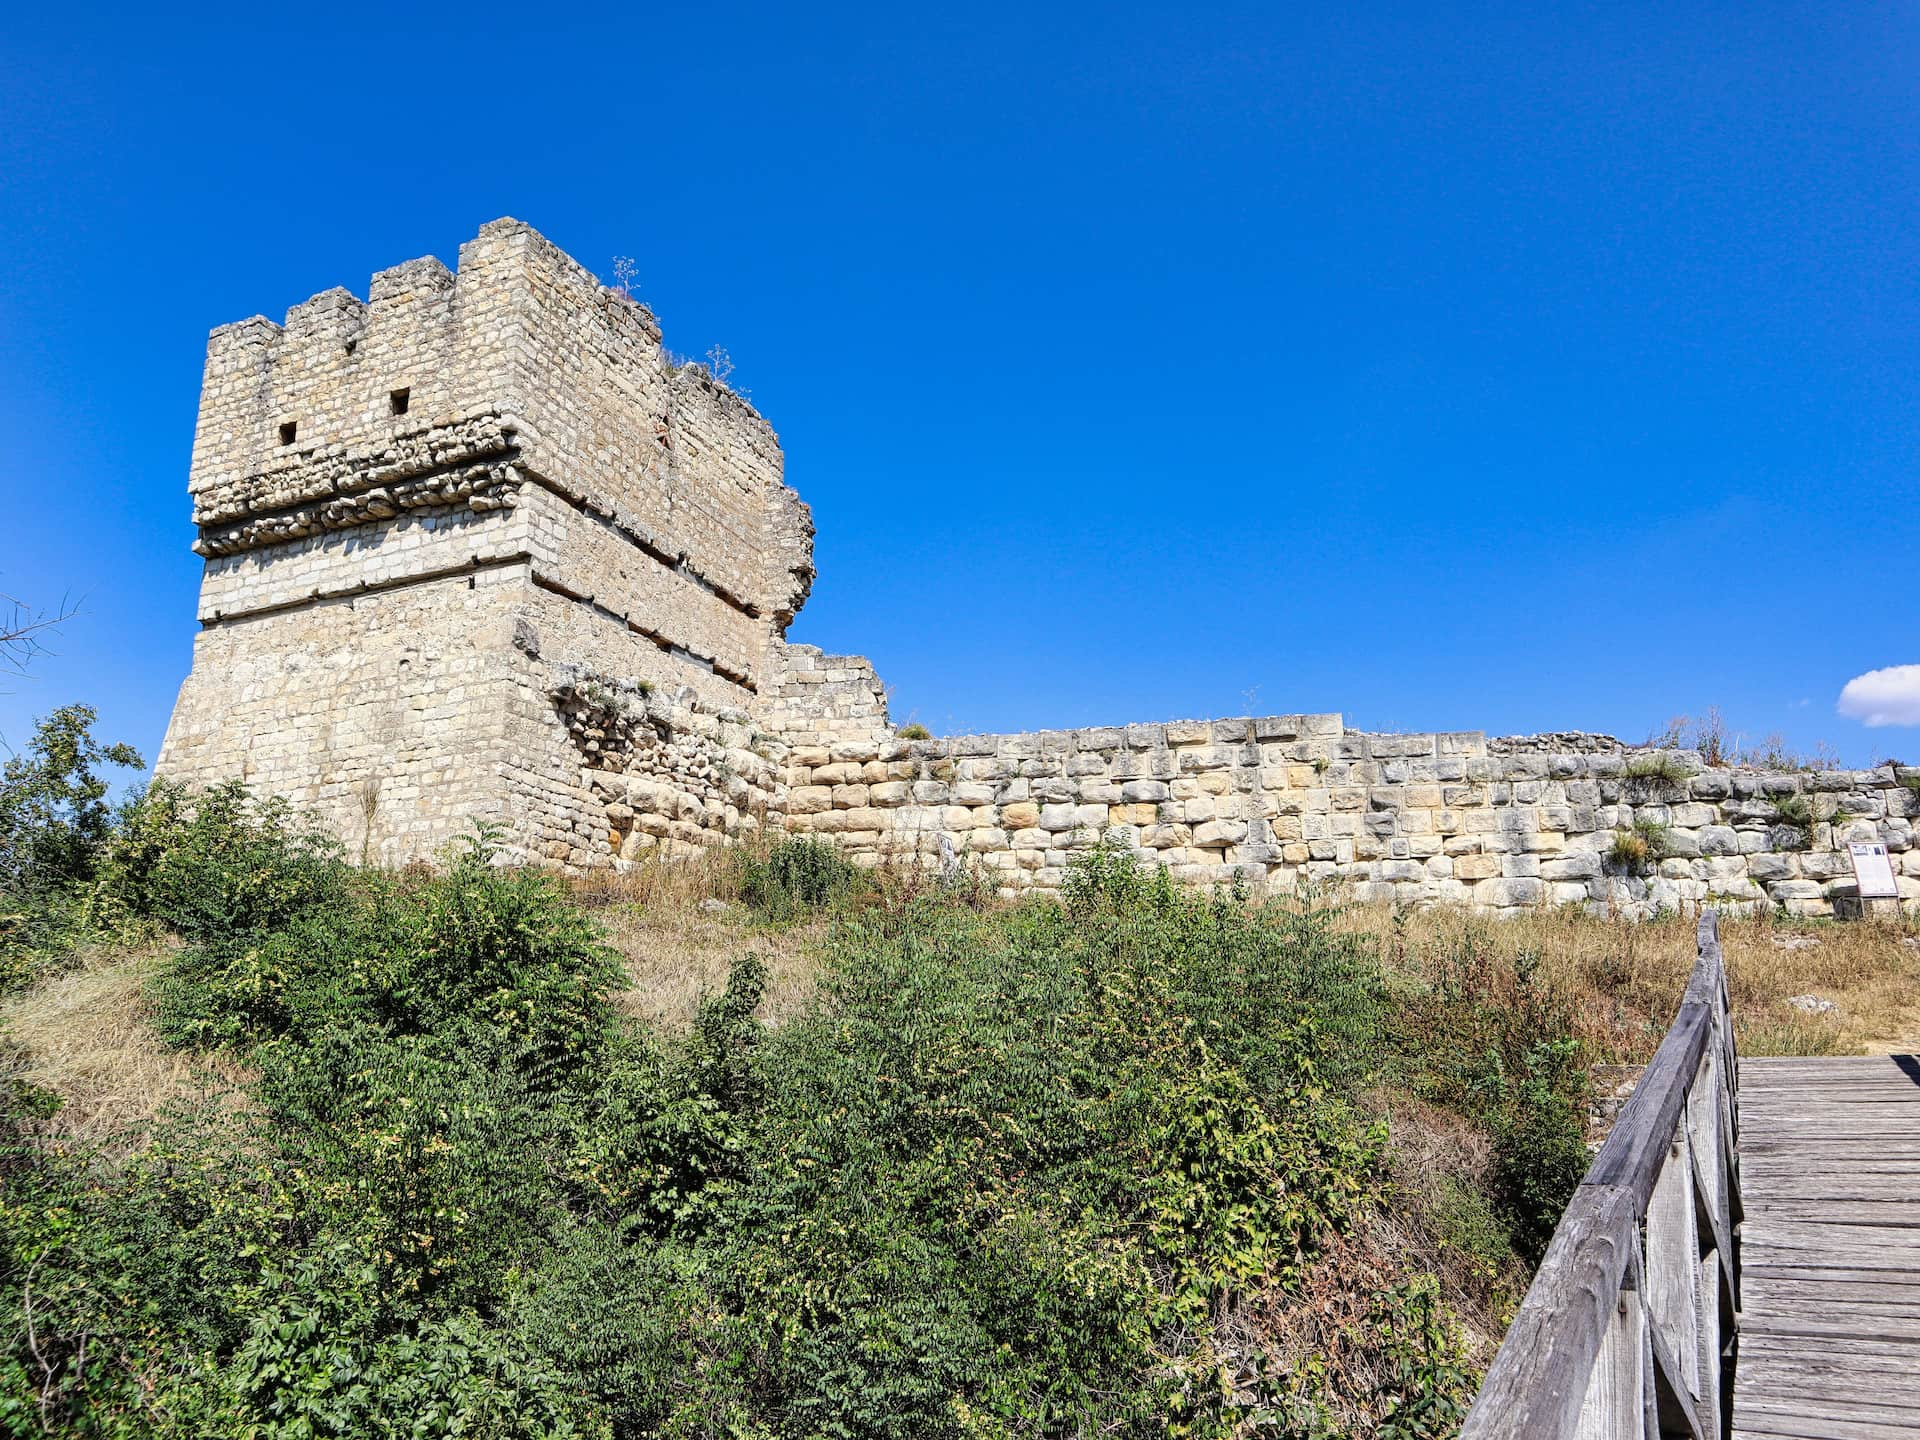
[160,219,814,864]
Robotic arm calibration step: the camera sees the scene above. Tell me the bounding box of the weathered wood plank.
[1739,1221,1920,1250]
[1737,1333,1920,1363]
[1742,1209,1920,1230]
[1744,1268,1920,1290]
[1744,1278,1920,1304]
[1751,1367,1920,1397]
[1735,1413,1912,1440]
[1743,1320,1920,1351]
[1743,1397,1920,1436]
[1733,1416,1920,1440]
[1743,1367,1920,1397]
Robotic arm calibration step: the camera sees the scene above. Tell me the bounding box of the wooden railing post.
[1577,1264,1647,1439]
[1461,910,1739,1440]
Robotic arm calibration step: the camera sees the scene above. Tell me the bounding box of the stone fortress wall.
[759,656,1920,917]
[160,222,1920,916]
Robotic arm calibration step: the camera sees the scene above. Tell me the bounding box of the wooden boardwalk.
[1735,1055,1920,1440]
[1460,917,1920,1440]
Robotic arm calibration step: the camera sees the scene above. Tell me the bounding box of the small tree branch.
[0,591,79,677]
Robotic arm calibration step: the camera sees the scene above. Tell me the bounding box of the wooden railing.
[1460,910,1741,1440]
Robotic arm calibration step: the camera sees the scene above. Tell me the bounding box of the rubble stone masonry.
[160,222,1919,916]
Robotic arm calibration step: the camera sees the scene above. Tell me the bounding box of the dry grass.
[1,946,253,1155]
[571,844,827,1032]
[571,841,996,1033]
[1367,1089,1526,1336]
[1335,902,1920,1061]
[579,850,1920,1056]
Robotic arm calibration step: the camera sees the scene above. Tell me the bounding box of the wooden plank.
[1741,1203,1920,1227]
[1738,1075,1920,1088]
[1740,1249,1920,1274]
[1734,1415,1920,1440]
[1740,1391,1920,1422]
[1647,1127,1702,1399]
[1751,1198,1920,1221]
[1738,1372,1920,1403]
[1741,1063,1920,1074]
[1739,1221,1920,1251]
[1739,1121,1920,1134]
[1574,1281,1649,1440]
[1739,1356,1920,1393]
[1740,1162,1920,1175]
[1739,1339,1920,1367]
[1743,1121,1920,1136]
[1741,1249,1920,1276]
[1744,1265,1920,1287]
[1738,1175,1920,1194]
[1744,1278,1920,1304]
[1739,1312,1920,1343]
[1647,1291,1708,1440]
[1733,1397,1920,1440]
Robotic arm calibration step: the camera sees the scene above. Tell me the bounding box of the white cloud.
[1837,665,1920,727]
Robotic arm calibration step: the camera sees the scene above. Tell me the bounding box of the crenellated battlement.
[181,218,811,658]
[161,221,819,865]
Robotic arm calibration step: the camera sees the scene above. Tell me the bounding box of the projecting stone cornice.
[191,411,522,527]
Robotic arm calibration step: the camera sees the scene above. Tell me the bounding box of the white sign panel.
[1849,842,1900,899]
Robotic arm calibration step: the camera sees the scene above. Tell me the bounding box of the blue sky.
[2,2,1916,772]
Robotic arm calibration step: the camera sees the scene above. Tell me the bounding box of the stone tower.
[158,219,817,864]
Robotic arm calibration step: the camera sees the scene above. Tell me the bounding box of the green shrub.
[1488,1036,1591,1264]
[155,825,621,1071]
[896,723,931,740]
[1392,934,1591,1266]
[1367,1278,1477,1438]
[93,779,345,950]
[701,844,1390,1434]
[1424,1174,1512,1284]
[512,1225,714,1434]
[6,830,696,1436]
[1770,793,1812,827]
[736,835,862,920]
[8,813,1487,1438]
[0,704,142,990]
[1623,752,1690,786]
